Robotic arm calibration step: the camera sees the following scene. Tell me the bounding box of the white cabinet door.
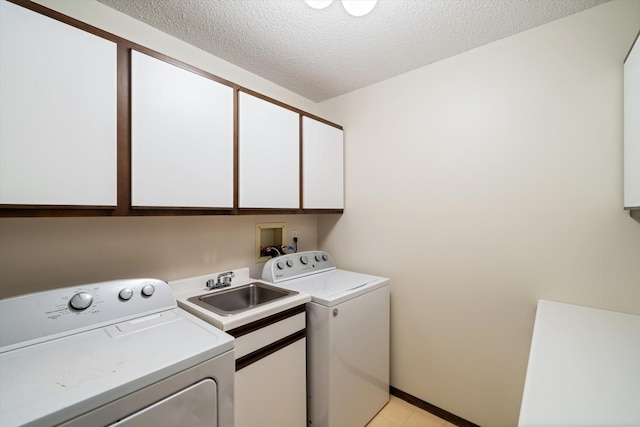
[302,117,344,209]
[131,51,234,208]
[624,36,640,208]
[238,92,299,208]
[0,0,117,206]
[235,339,306,427]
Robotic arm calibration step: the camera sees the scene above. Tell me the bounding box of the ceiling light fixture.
[304,0,377,17]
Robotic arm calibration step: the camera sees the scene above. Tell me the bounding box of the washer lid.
[274,270,389,306]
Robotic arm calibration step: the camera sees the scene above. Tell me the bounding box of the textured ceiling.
[96,0,611,102]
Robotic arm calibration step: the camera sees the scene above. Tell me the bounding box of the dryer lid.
[0,279,233,427]
[0,308,233,427]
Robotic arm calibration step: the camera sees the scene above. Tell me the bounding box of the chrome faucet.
[206,271,235,290]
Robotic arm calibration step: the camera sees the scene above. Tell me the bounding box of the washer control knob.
[276,261,284,270]
[286,259,294,267]
[119,288,134,301]
[315,254,323,262]
[322,254,328,261]
[300,255,309,265]
[141,284,155,297]
[69,292,93,311]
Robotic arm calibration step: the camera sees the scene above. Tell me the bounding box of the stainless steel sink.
[187,282,298,316]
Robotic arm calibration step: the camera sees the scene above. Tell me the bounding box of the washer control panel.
[262,251,335,283]
[0,278,176,352]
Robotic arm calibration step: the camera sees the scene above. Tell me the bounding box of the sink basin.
[187,282,298,316]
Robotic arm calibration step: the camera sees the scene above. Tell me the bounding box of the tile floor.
[366,396,456,427]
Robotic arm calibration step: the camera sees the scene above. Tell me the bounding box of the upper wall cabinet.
[624,33,640,211]
[238,92,300,209]
[131,51,234,208]
[0,0,117,206]
[0,1,343,217]
[302,117,344,209]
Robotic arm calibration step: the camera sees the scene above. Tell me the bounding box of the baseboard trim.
[390,386,481,427]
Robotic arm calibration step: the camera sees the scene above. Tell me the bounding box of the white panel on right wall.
[624,33,640,208]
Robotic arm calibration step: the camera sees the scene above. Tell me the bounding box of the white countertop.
[519,299,640,427]
[169,268,311,331]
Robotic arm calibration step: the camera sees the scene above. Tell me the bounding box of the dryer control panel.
[262,251,336,283]
[0,278,176,352]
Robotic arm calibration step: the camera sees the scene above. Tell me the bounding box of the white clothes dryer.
[263,251,390,427]
[0,278,234,427]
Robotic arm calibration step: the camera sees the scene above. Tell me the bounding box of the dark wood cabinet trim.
[127,46,237,90]
[301,113,343,130]
[229,304,307,372]
[238,88,342,130]
[235,329,305,371]
[6,0,122,44]
[226,304,306,338]
[233,88,240,212]
[116,45,131,216]
[297,208,344,214]
[299,115,304,210]
[625,206,640,220]
[235,208,343,215]
[0,0,344,218]
[130,206,236,212]
[0,206,119,218]
[624,30,640,64]
[0,207,342,218]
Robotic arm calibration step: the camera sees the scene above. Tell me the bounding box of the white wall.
[0,215,316,298]
[0,0,318,298]
[317,1,640,426]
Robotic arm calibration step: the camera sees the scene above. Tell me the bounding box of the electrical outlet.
[291,230,298,239]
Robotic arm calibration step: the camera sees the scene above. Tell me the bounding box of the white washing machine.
[0,278,234,427]
[262,251,390,427]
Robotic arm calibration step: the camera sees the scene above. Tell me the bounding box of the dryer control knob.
[286,259,294,267]
[69,292,93,310]
[276,261,284,270]
[300,255,309,265]
[322,254,328,261]
[119,288,134,301]
[141,284,155,297]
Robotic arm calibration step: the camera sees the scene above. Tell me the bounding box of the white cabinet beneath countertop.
[624,33,640,209]
[302,116,344,209]
[131,50,234,208]
[238,92,300,209]
[0,0,117,206]
[235,338,306,427]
